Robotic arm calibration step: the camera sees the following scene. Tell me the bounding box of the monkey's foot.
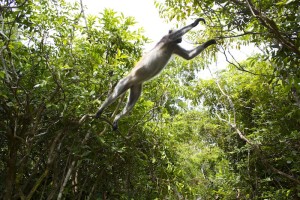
[95,110,102,119]
[112,121,118,131]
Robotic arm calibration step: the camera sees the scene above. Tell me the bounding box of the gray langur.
[96,18,216,130]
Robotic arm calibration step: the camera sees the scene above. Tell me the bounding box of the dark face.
[175,38,182,43]
[168,30,182,43]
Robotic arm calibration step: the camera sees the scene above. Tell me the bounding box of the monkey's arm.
[169,18,205,40]
[173,39,216,60]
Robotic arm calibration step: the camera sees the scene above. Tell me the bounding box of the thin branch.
[241,0,300,56]
[210,69,300,184]
[47,130,64,165]
[79,0,88,31]
[245,0,256,16]
[57,161,76,200]
[218,45,259,76]
[0,0,28,9]
[127,104,159,135]
[13,118,26,143]
[0,12,4,31]
[215,112,252,145]
[79,0,90,42]
[209,68,236,125]
[26,168,49,200]
[0,30,9,40]
[0,45,12,82]
[267,164,300,184]
[215,31,263,40]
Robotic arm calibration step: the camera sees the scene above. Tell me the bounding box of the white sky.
[81,0,169,50]
[77,0,257,78]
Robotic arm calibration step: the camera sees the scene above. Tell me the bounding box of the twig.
[218,45,260,76]
[57,161,76,200]
[26,168,49,200]
[0,0,28,9]
[215,31,263,40]
[0,30,9,40]
[127,105,159,135]
[79,0,91,42]
[242,0,299,56]
[210,69,300,184]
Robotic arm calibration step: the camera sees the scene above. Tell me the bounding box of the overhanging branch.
[210,70,300,184]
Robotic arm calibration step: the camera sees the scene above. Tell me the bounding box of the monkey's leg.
[95,77,131,118]
[112,84,142,130]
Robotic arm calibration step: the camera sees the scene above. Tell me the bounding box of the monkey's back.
[130,45,173,83]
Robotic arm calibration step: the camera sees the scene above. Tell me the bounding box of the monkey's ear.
[168,30,173,34]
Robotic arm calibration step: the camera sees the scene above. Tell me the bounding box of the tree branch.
[25,169,49,200]
[215,31,263,40]
[211,70,300,184]
[0,0,28,9]
[218,45,260,76]
[57,161,76,200]
[232,0,300,56]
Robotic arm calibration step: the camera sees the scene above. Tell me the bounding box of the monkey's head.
[168,30,182,43]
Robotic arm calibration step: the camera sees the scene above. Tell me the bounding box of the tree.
[2,0,299,199]
[156,0,300,198]
[191,59,300,198]
[0,0,154,198]
[156,0,300,104]
[1,0,217,199]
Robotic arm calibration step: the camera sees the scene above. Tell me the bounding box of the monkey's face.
[175,38,182,43]
[168,30,182,43]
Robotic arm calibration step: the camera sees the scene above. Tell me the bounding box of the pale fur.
[95,18,216,130]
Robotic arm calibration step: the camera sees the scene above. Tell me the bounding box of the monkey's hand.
[207,39,217,45]
[192,18,206,27]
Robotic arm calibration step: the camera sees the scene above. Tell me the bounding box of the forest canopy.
[0,0,299,199]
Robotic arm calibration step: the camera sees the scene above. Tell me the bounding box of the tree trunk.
[4,135,18,200]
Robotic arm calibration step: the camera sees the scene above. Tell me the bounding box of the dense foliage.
[0,0,299,199]
[156,0,300,198]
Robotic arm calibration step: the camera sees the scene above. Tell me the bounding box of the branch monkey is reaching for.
[96,18,216,130]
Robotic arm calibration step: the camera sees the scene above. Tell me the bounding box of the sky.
[77,0,257,78]
[80,0,169,50]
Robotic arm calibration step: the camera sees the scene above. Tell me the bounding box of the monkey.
[95,18,216,130]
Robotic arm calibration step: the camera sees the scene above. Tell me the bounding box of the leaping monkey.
[96,18,216,130]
